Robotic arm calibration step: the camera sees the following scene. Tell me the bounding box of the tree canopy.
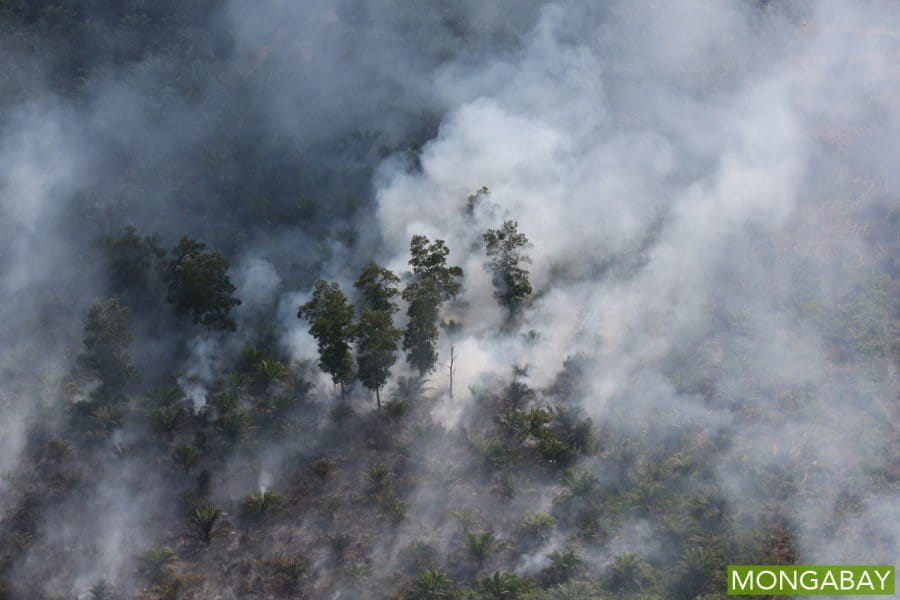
[79,297,135,394]
[401,235,464,377]
[163,237,242,330]
[483,220,532,319]
[298,279,355,396]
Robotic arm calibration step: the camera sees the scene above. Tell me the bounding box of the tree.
[103,225,164,299]
[79,298,135,394]
[483,221,532,320]
[355,309,401,408]
[401,236,464,377]
[354,261,400,312]
[298,280,355,398]
[353,262,402,407]
[163,237,242,330]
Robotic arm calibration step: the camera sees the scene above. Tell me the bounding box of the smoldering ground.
[0,0,897,598]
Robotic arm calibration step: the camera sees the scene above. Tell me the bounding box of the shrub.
[171,444,202,471]
[208,390,238,414]
[480,571,533,599]
[603,553,657,594]
[466,531,497,565]
[399,539,440,574]
[138,546,176,583]
[543,550,583,585]
[521,513,556,540]
[89,404,125,435]
[560,469,601,499]
[492,472,528,501]
[382,498,408,524]
[88,580,112,600]
[242,489,282,518]
[187,504,221,543]
[538,435,574,467]
[367,463,391,490]
[319,496,342,522]
[404,570,455,599]
[256,359,289,385]
[383,397,412,423]
[311,458,335,481]
[471,435,517,470]
[268,554,308,593]
[217,409,253,443]
[151,403,185,438]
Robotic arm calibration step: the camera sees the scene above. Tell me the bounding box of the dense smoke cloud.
[0,0,897,597]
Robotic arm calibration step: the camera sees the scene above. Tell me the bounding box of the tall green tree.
[298,280,355,398]
[79,298,135,395]
[163,237,242,331]
[352,262,401,407]
[354,309,402,408]
[354,261,400,312]
[483,220,532,321]
[401,236,464,377]
[103,225,164,299]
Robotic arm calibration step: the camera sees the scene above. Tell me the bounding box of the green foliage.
[560,469,601,499]
[402,235,464,376]
[521,513,556,540]
[243,489,283,518]
[354,308,402,405]
[452,508,480,532]
[355,261,401,312]
[187,503,221,543]
[138,546,176,583]
[602,553,657,594]
[89,404,125,435]
[382,498,408,524]
[329,401,355,423]
[543,550,584,585]
[524,580,607,599]
[164,237,241,330]
[171,444,202,471]
[208,389,238,414]
[216,409,253,443]
[79,297,135,393]
[298,279,355,393]
[471,435,518,470]
[151,402,185,438]
[404,570,456,599]
[267,554,308,593]
[483,220,533,317]
[367,462,392,490]
[383,395,413,423]
[480,571,533,599]
[466,531,497,565]
[256,359,289,385]
[103,225,164,297]
[492,471,528,501]
[87,580,112,600]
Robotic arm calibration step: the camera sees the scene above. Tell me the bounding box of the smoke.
[0,0,897,596]
[371,0,898,571]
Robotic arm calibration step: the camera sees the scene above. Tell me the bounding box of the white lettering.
[873,569,891,590]
[756,571,777,591]
[799,570,818,590]
[732,570,753,591]
[821,569,838,590]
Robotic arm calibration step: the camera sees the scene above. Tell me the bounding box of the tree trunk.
[375,387,381,409]
[448,345,455,400]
